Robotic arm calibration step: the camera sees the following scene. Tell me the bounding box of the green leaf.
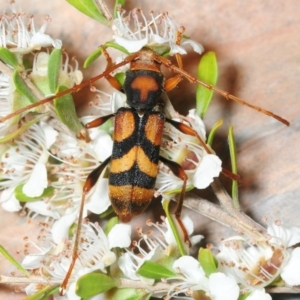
[23,286,59,300]
[14,184,55,202]
[238,292,251,300]
[207,119,223,146]
[104,216,119,235]
[99,206,115,219]
[198,248,218,276]
[13,69,38,103]
[196,51,218,118]
[163,199,188,256]
[228,125,239,208]
[54,85,84,134]
[137,260,176,279]
[107,288,148,300]
[114,0,126,18]
[104,41,130,54]
[0,47,18,67]
[84,48,103,68]
[0,115,43,144]
[76,273,119,298]
[0,245,30,276]
[66,0,110,25]
[48,49,62,94]
[84,41,129,68]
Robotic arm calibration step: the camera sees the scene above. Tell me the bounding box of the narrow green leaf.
[228,125,239,208]
[238,292,251,300]
[76,273,119,298]
[48,49,62,94]
[162,199,187,256]
[0,47,18,67]
[0,245,29,276]
[104,41,130,54]
[99,206,115,219]
[14,184,55,202]
[198,248,217,276]
[104,216,119,235]
[0,115,43,144]
[13,69,38,103]
[23,285,58,300]
[54,86,84,134]
[207,119,223,146]
[66,0,110,25]
[137,260,176,279]
[107,288,148,300]
[84,41,129,68]
[39,286,60,300]
[114,0,126,18]
[196,51,218,118]
[84,47,103,68]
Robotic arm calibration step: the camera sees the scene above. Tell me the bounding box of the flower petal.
[187,109,206,139]
[113,36,148,53]
[22,246,52,269]
[86,178,111,214]
[268,223,300,248]
[193,154,222,189]
[281,247,300,286]
[40,121,58,148]
[51,213,77,243]
[108,223,131,248]
[173,256,206,282]
[25,201,60,219]
[208,272,239,300]
[181,39,204,54]
[22,162,48,197]
[89,131,113,162]
[246,289,271,300]
[0,187,22,212]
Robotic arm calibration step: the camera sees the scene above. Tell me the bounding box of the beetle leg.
[85,113,115,129]
[164,51,184,92]
[101,46,123,91]
[159,155,190,246]
[60,156,111,294]
[164,75,184,92]
[166,118,240,182]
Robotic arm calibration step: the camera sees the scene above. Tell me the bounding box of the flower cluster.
[112,8,204,54]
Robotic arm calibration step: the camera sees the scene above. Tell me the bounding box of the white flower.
[22,222,131,300]
[119,215,202,285]
[163,211,203,252]
[246,288,272,300]
[170,256,239,300]
[0,121,57,208]
[156,109,222,196]
[216,234,286,289]
[25,127,112,243]
[267,221,300,286]
[0,10,61,51]
[112,8,203,55]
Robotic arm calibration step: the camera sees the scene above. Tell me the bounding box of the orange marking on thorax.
[131,75,158,101]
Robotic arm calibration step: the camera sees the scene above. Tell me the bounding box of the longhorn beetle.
[1,43,289,293]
